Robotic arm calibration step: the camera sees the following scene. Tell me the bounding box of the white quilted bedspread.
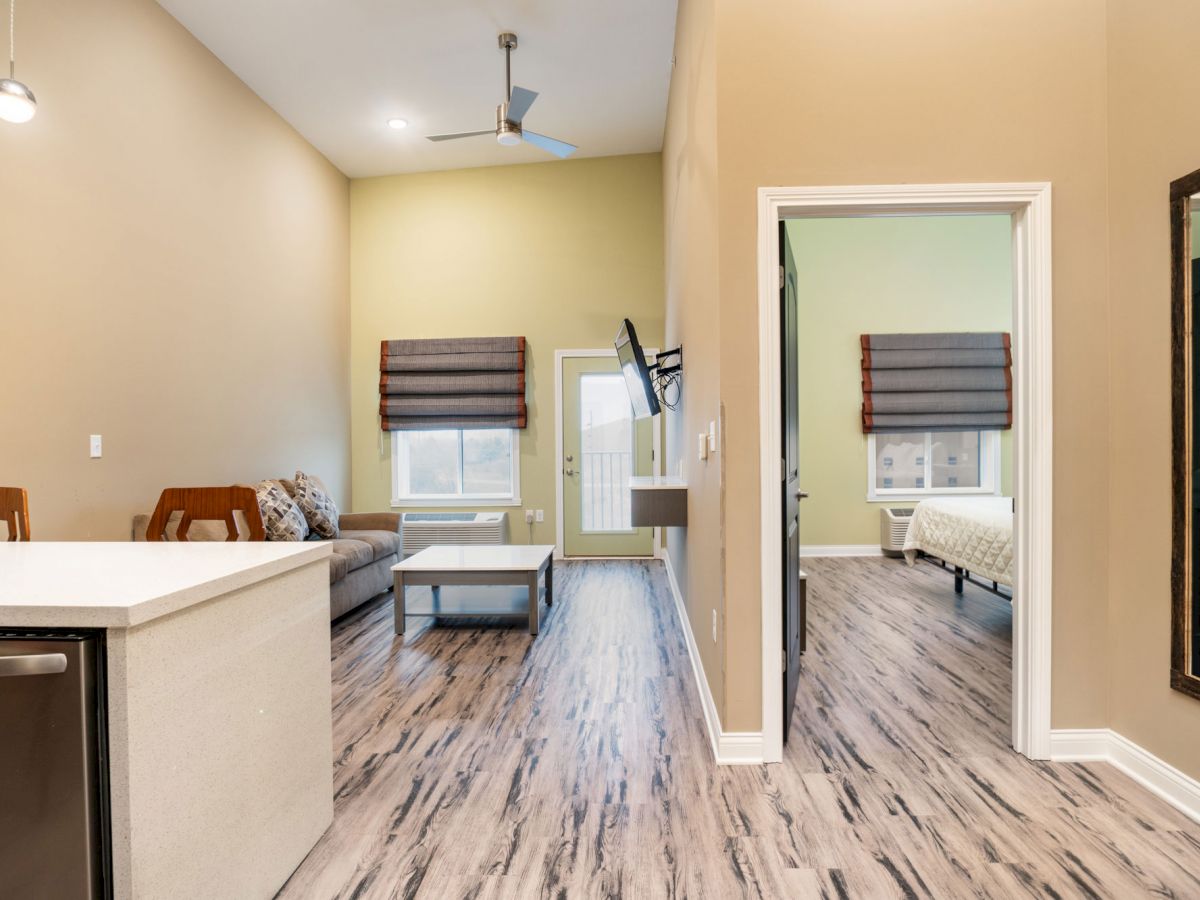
[902,497,1014,587]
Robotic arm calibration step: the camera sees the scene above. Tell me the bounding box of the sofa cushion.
[255,480,309,542]
[330,537,374,577]
[292,470,340,539]
[327,549,350,584]
[339,529,401,563]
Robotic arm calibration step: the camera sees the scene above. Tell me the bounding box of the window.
[868,430,1000,500]
[579,373,635,532]
[392,429,520,506]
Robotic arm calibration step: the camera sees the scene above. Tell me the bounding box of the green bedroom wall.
[349,153,665,545]
[787,215,1014,547]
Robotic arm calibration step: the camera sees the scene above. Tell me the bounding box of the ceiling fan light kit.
[425,31,577,159]
[0,0,36,124]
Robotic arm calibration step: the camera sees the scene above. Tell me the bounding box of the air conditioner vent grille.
[881,507,915,557]
[401,511,509,556]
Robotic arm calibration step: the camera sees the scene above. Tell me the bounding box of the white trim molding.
[758,182,1054,765]
[799,545,883,558]
[1051,729,1200,824]
[662,551,764,765]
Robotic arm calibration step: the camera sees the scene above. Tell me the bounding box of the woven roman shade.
[860,332,1012,433]
[380,336,527,431]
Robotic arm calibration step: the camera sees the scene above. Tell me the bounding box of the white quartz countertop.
[629,475,688,490]
[0,542,331,628]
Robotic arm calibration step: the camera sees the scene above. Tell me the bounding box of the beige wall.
[1106,0,1200,781]
[662,0,726,714]
[349,154,664,544]
[0,0,350,539]
[789,216,1013,546]
[666,0,1112,732]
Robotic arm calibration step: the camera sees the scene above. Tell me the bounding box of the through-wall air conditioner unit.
[401,512,509,557]
[880,507,915,558]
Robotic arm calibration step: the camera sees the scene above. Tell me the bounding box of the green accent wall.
[349,154,664,547]
[787,215,1014,547]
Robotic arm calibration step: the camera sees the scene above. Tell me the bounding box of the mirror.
[1171,169,1200,700]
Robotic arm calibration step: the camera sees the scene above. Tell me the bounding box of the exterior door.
[781,224,805,743]
[562,355,654,557]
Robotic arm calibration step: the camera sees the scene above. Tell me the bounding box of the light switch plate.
[708,420,717,452]
[89,434,102,458]
[535,509,544,523]
[697,433,708,461]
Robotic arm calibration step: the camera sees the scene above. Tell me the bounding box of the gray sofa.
[132,479,401,621]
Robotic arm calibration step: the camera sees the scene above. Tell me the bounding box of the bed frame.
[917,552,1013,602]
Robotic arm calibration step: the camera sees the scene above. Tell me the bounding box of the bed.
[902,496,1014,596]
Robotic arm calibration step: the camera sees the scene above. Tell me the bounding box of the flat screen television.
[615,318,660,419]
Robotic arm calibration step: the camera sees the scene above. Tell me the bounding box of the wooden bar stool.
[145,486,265,542]
[0,487,30,541]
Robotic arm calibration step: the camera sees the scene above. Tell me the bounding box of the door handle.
[0,653,68,677]
[796,490,809,500]
[565,468,576,476]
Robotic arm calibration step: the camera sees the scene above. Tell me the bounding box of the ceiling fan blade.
[522,130,578,158]
[506,86,538,124]
[425,130,494,142]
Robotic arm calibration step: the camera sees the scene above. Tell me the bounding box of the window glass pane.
[931,431,982,488]
[405,430,460,494]
[875,433,924,490]
[580,374,633,531]
[462,430,513,495]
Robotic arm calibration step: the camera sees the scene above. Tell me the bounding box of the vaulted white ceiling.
[157,0,679,178]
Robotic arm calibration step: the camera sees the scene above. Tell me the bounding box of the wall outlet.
[711,609,717,643]
[524,509,534,524]
[535,509,544,523]
[89,434,102,459]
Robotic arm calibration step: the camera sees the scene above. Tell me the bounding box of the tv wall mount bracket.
[648,346,683,409]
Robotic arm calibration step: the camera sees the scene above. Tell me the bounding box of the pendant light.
[0,0,35,124]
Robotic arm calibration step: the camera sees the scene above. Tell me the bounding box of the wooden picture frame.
[1170,166,1200,701]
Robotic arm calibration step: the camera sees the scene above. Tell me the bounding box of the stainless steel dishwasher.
[0,631,110,899]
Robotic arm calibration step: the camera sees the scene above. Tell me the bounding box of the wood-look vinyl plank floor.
[277,557,1200,899]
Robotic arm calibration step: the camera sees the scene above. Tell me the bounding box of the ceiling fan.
[426,33,578,159]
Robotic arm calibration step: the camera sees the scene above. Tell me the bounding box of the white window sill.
[391,497,522,508]
[866,488,1000,503]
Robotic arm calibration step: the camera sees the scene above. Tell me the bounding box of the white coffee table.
[391,545,555,636]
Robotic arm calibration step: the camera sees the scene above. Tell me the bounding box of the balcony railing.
[581,450,633,531]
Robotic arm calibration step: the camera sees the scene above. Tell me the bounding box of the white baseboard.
[660,551,764,765]
[1050,728,1200,824]
[799,544,883,558]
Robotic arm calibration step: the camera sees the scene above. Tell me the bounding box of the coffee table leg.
[528,572,540,636]
[432,584,440,614]
[545,559,553,606]
[394,571,406,635]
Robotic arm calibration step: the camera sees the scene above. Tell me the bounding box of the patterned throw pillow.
[293,470,340,539]
[255,480,309,542]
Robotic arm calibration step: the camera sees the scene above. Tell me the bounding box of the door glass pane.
[580,374,633,531]
[462,430,513,495]
[931,431,982,488]
[405,430,460,494]
[875,433,925,490]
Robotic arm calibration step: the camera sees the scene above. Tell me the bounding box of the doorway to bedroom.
[781,210,1017,764]
[763,181,1056,768]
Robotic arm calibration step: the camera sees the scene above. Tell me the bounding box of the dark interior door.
[781,223,804,743]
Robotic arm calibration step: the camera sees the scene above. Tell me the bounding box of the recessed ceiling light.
[387,118,408,130]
